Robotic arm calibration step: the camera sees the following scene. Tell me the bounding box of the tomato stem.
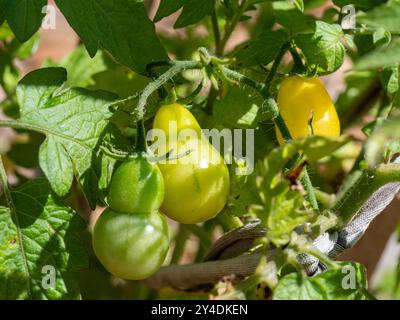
[136,118,148,153]
[289,44,306,75]
[263,42,290,93]
[301,168,319,211]
[210,5,222,55]
[334,163,400,227]
[170,226,190,264]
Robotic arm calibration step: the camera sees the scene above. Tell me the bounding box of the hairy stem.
[137,60,202,118]
[135,118,148,153]
[333,164,400,226]
[211,6,222,55]
[301,168,319,211]
[263,42,290,93]
[170,226,190,265]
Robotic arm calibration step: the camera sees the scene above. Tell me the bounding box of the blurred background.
[0,0,399,299]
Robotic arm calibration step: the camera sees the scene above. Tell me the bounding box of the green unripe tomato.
[92,208,169,280]
[108,157,164,213]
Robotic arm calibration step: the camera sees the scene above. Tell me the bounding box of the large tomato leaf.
[295,21,345,74]
[0,179,88,299]
[55,0,168,75]
[16,67,120,208]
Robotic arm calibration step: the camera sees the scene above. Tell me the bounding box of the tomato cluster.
[93,156,169,280]
[92,103,231,279]
[91,76,338,280]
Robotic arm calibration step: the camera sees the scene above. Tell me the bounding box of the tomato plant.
[1,0,400,302]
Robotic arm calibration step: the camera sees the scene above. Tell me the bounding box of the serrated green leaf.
[16,67,118,208]
[0,179,88,300]
[295,21,345,74]
[55,0,168,75]
[273,262,372,300]
[234,29,288,68]
[266,189,311,246]
[358,1,400,33]
[3,0,47,42]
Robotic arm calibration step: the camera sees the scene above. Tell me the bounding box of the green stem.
[222,67,265,92]
[301,168,319,211]
[289,45,306,74]
[170,226,190,264]
[136,60,202,119]
[211,6,222,55]
[263,42,289,93]
[333,164,400,227]
[205,87,218,116]
[0,156,13,209]
[135,119,148,153]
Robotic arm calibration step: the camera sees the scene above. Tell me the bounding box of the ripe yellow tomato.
[152,103,202,138]
[275,76,340,144]
[152,103,230,224]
